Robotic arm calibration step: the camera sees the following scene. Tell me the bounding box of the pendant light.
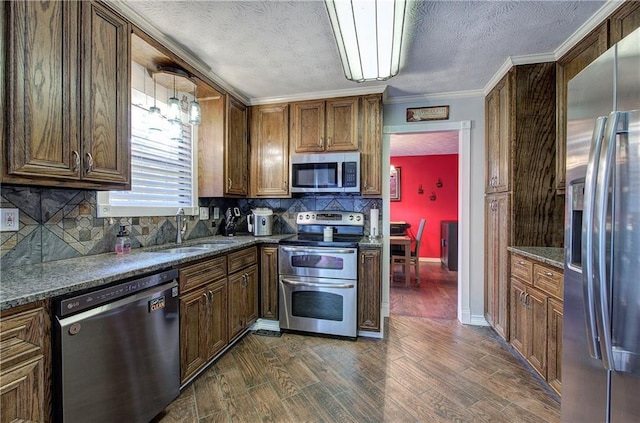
[188,84,201,125]
[148,74,163,132]
[169,119,183,141]
[167,75,182,123]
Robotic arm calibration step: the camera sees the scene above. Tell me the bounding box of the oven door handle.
[280,246,356,254]
[281,278,355,289]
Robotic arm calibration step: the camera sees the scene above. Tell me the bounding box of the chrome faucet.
[176,208,187,244]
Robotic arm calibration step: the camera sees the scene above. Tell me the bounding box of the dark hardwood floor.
[390,261,458,319]
[158,260,560,422]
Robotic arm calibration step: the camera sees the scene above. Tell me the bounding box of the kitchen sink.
[157,246,214,254]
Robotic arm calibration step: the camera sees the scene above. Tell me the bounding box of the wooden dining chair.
[391,218,426,285]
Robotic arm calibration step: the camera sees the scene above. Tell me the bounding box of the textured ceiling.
[117,0,605,102]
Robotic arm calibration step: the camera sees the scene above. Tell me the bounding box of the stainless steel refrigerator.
[563,26,640,422]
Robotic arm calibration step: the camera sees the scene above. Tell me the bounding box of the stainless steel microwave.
[290,152,360,193]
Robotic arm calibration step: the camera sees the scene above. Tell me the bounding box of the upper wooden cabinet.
[290,97,359,153]
[225,96,248,196]
[360,94,383,197]
[198,93,249,197]
[485,74,512,193]
[556,1,640,192]
[250,104,290,197]
[3,0,131,190]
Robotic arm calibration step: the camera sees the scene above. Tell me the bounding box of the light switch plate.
[0,208,19,231]
[199,207,209,220]
[213,207,220,219]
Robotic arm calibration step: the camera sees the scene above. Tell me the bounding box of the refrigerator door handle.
[581,115,607,360]
[593,111,621,371]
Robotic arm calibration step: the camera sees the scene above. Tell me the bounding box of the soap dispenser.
[115,225,131,254]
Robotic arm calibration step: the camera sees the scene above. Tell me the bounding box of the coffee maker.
[222,207,241,236]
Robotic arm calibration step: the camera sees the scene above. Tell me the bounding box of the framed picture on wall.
[390,167,401,201]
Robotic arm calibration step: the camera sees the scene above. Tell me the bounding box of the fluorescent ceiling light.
[326,0,407,82]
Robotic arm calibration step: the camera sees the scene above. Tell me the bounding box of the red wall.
[390,154,458,259]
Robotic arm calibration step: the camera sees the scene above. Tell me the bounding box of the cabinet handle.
[85,152,94,174]
[203,293,208,302]
[327,137,332,147]
[283,180,287,190]
[361,254,365,264]
[209,290,214,301]
[318,137,323,147]
[228,178,232,190]
[72,151,80,173]
[519,291,525,305]
[545,272,553,277]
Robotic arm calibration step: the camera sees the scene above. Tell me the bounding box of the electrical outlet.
[213,207,220,219]
[199,207,209,220]
[0,208,19,231]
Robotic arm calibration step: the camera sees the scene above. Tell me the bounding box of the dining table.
[389,235,412,287]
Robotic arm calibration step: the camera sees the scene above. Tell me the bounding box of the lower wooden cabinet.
[0,301,51,423]
[547,297,563,395]
[179,257,228,384]
[358,248,381,332]
[509,252,563,395]
[259,245,279,320]
[228,247,259,341]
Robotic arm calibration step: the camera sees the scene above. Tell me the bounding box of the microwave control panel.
[343,162,358,187]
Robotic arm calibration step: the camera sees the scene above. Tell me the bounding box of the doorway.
[389,134,459,319]
[381,120,472,328]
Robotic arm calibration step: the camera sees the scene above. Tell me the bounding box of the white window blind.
[97,87,198,217]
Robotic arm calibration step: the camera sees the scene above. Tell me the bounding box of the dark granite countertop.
[0,234,293,311]
[0,234,384,310]
[507,246,564,269]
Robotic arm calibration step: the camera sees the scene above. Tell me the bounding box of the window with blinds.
[97,87,198,217]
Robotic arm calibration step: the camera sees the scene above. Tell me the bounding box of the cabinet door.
[548,297,563,396]
[80,1,130,186]
[244,265,259,326]
[250,104,290,197]
[226,96,248,196]
[290,100,325,152]
[227,271,246,341]
[358,249,381,331]
[5,1,79,181]
[361,94,382,196]
[325,97,359,151]
[485,74,512,193]
[509,278,528,356]
[205,280,228,360]
[179,288,208,384]
[527,287,548,378]
[485,193,510,339]
[259,246,279,320]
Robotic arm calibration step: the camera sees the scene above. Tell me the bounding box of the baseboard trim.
[469,315,490,326]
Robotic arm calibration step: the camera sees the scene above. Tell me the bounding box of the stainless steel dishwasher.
[53,268,180,423]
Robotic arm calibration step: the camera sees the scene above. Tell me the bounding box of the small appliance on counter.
[247,208,273,237]
[222,207,241,236]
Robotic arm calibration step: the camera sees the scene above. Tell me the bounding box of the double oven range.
[278,211,364,338]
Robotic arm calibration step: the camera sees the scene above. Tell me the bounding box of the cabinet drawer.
[511,255,533,283]
[533,264,563,300]
[228,247,258,274]
[0,307,45,367]
[180,256,227,293]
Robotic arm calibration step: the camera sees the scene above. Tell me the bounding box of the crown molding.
[554,0,626,60]
[483,57,514,95]
[106,0,250,104]
[384,89,484,105]
[248,85,387,106]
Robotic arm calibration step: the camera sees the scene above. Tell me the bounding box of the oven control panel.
[296,211,364,226]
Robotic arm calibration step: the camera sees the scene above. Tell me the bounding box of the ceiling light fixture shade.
[167,76,182,123]
[325,0,407,82]
[188,86,201,125]
[148,74,163,132]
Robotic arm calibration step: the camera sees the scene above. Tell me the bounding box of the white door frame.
[382,120,472,325]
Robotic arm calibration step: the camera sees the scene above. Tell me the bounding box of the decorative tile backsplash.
[0,185,381,269]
